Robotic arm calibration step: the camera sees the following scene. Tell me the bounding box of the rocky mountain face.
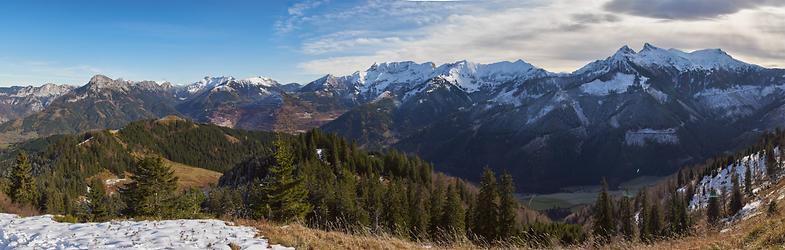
[322,43,785,192]
[0,75,179,138]
[0,83,73,123]
[2,43,784,193]
[0,74,337,142]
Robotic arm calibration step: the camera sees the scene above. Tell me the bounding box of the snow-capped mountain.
[323,43,785,192]
[0,83,74,123]
[300,59,551,104]
[4,43,785,193]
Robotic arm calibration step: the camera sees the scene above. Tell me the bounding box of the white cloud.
[0,58,114,86]
[290,0,785,76]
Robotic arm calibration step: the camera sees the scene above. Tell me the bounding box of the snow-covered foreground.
[0,213,293,250]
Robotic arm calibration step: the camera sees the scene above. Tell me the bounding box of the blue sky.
[1,0,784,86]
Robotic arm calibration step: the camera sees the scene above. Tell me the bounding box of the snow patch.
[624,128,679,146]
[580,73,636,96]
[0,213,291,249]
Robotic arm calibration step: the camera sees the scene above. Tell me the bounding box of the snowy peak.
[237,76,279,87]
[577,43,758,75]
[182,75,281,96]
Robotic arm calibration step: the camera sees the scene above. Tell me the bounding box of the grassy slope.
[93,158,222,192]
[165,158,222,190]
[624,178,785,250]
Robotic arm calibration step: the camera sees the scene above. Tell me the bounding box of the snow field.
[0,213,293,250]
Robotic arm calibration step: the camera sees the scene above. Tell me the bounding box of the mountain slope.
[0,84,73,124]
[0,75,180,140]
[322,44,785,192]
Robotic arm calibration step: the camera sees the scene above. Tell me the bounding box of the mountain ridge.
[2,43,784,193]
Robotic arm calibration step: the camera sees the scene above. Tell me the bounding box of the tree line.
[0,119,585,248]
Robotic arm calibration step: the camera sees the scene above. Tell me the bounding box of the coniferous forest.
[4,117,785,248]
[0,117,583,247]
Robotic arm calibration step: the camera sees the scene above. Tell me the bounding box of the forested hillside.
[0,116,585,248]
[585,128,785,247]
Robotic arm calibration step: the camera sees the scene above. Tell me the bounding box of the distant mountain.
[0,75,341,143]
[2,43,784,193]
[176,76,344,132]
[0,75,179,139]
[0,83,73,124]
[322,43,785,192]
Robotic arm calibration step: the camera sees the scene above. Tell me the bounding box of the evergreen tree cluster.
[590,180,693,245]
[0,119,581,247]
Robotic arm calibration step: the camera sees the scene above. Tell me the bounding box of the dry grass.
[605,179,785,250]
[0,192,39,217]
[90,158,221,194]
[233,219,514,250]
[165,159,222,190]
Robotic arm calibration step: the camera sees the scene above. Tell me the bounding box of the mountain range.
[2,43,784,192]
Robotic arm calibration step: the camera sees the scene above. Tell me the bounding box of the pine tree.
[8,152,37,205]
[744,165,753,196]
[706,189,721,227]
[592,178,616,243]
[87,178,110,221]
[408,185,429,240]
[440,183,466,242]
[428,181,446,238]
[262,139,312,222]
[383,181,407,235]
[766,147,778,178]
[639,190,652,243]
[729,173,744,216]
[648,200,663,238]
[121,156,178,218]
[473,168,499,243]
[618,196,635,241]
[666,190,689,236]
[497,173,518,240]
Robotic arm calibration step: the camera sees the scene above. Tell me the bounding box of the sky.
[1,0,784,87]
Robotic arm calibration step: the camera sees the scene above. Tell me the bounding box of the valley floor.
[0,213,292,250]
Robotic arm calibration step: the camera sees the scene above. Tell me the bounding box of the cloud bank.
[280,0,785,77]
[605,0,785,20]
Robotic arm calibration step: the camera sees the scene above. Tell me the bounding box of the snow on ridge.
[238,76,279,87]
[693,84,785,119]
[0,213,292,250]
[580,73,637,96]
[624,128,679,146]
[574,43,757,75]
[687,149,778,210]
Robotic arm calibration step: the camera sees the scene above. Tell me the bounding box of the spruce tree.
[666,190,689,236]
[706,189,721,226]
[497,173,518,240]
[766,147,778,178]
[648,200,663,238]
[121,156,178,218]
[87,178,110,221]
[263,139,311,222]
[473,168,499,243]
[440,183,466,242]
[592,178,616,243]
[744,165,753,196]
[408,186,429,240]
[8,152,37,205]
[639,190,652,243]
[729,173,744,216]
[383,181,407,235]
[428,181,446,238]
[618,196,635,241]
